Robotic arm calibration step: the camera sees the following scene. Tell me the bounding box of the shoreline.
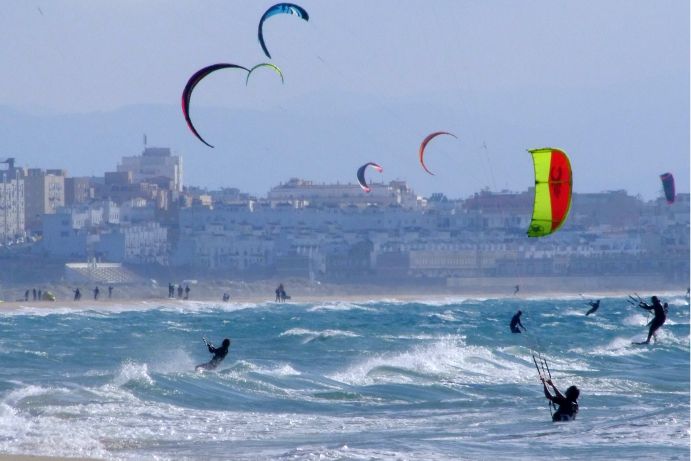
[0,288,685,312]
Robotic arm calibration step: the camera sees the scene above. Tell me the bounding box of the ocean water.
[0,294,688,460]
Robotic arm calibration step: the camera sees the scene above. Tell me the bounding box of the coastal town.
[0,146,688,299]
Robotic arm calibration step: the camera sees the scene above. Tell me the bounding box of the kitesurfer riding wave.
[196,337,231,371]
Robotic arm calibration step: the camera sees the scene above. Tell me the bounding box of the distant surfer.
[196,337,231,371]
[541,378,579,422]
[513,285,520,296]
[585,299,600,316]
[635,296,666,344]
[510,310,526,333]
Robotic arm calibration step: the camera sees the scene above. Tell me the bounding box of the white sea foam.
[111,360,154,387]
[415,297,471,306]
[427,310,458,322]
[307,301,375,312]
[570,336,647,357]
[256,363,302,377]
[329,336,536,386]
[152,348,197,374]
[2,384,66,407]
[280,328,360,343]
[622,313,650,326]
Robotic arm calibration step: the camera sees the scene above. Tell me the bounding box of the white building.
[118,147,183,192]
[267,178,421,209]
[0,172,25,244]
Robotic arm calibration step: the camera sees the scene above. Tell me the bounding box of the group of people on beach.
[274,283,290,302]
[508,293,671,422]
[22,286,114,302]
[24,288,51,301]
[168,283,191,300]
[70,285,113,301]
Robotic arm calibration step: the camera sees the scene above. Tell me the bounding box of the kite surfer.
[541,378,580,422]
[510,310,526,333]
[196,337,231,371]
[585,299,600,316]
[635,296,666,344]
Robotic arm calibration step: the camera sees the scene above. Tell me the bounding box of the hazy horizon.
[0,1,687,200]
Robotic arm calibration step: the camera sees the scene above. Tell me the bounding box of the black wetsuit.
[551,396,579,422]
[640,300,666,343]
[510,313,524,333]
[585,300,600,316]
[196,342,230,371]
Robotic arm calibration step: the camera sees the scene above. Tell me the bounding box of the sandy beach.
[1,273,686,313]
[0,289,664,313]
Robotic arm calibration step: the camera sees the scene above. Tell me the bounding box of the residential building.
[24,168,65,233]
[64,177,95,206]
[0,168,25,244]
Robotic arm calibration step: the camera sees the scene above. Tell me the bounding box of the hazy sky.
[0,1,688,199]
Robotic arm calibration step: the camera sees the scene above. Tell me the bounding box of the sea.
[0,294,688,460]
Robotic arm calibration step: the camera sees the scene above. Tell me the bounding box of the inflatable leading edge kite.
[418,131,457,176]
[258,3,309,59]
[181,63,249,148]
[246,63,284,85]
[527,148,572,237]
[356,162,383,193]
[660,172,675,204]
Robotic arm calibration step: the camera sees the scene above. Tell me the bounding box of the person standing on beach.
[177,285,183,299]
[73,288,81,301]
[24,290,29,301]
[636,296,666,344]
[32,288,36,301]
[510,310,526,333]
[278,283,289,302]
[108,285,113,298]
[93,286,100,300]
[184,285,190,300]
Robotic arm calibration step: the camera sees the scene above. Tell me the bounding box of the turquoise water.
[0,294,688,460]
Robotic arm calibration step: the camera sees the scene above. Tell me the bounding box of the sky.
[0,0,688,200]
